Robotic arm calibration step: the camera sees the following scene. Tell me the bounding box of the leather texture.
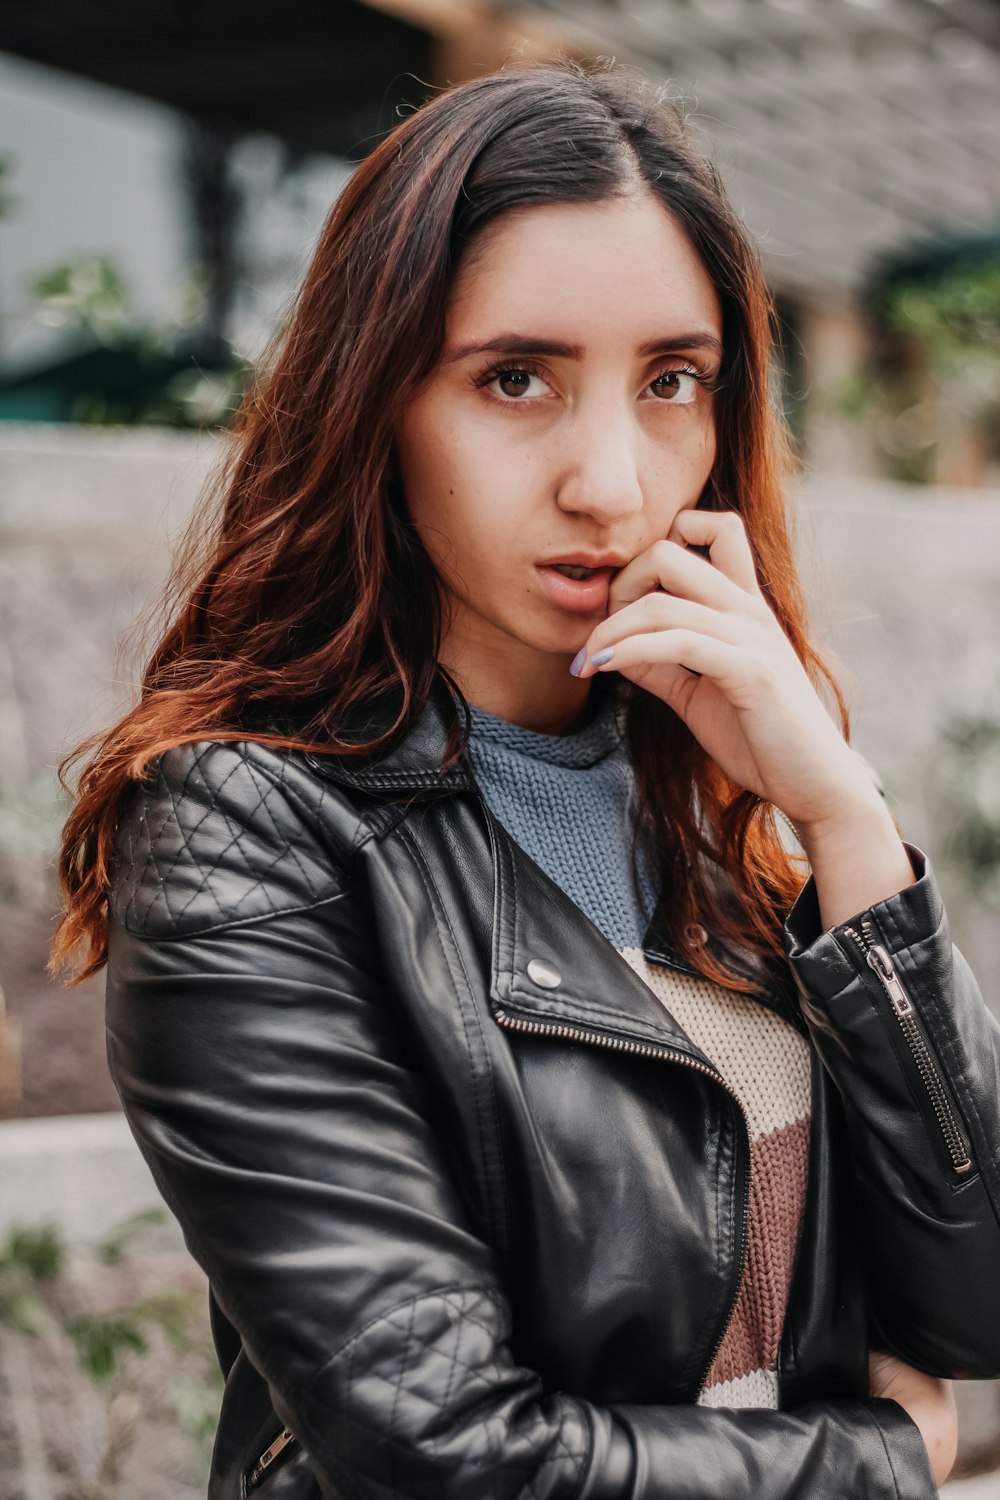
[103,685,1000,1499]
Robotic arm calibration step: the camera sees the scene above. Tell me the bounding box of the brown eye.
[497,370,534,398]
[650,370,699,404]
[479,365,551,403]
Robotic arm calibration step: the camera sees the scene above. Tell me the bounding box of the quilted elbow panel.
[304,1285,592,1500]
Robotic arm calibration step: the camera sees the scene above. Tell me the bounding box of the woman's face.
[394,189,723,730]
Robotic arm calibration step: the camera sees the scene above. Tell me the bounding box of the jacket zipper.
[245,1427,298,1493]
[492,1005,752,1397]
[843,919,973,1177]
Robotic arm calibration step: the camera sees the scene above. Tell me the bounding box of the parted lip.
[538,553,629,570]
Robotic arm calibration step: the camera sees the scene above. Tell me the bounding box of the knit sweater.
[465,684,812,1410]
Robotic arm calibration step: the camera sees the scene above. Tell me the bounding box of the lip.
[540,552,630,569]
[535,562,617,615]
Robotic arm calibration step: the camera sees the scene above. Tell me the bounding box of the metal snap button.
[685,923,708,947]
[526,958,561,989]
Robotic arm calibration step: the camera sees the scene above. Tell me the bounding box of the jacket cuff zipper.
[842,917,974,1180]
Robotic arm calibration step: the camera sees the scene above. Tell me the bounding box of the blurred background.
[1,1,999,1494]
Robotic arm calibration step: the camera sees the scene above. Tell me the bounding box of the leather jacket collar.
[293,672,624,793]
[295,677,472,794]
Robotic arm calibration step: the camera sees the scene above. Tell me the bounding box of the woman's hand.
[868,1350,958,1489]
[572,506,877,837]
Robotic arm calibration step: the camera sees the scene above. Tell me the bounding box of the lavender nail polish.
[590,647,615,668]
[569,647,587,677]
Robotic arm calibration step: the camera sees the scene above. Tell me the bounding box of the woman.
[52,58,1000,1499]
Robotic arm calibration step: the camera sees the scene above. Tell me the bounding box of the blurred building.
[1,0,999,477]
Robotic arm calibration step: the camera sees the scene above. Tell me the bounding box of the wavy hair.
[51,57,847,987]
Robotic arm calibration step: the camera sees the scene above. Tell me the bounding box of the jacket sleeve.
[783,841,1000,1378]
[104,742,938,1500]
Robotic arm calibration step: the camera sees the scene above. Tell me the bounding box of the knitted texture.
[465,687,811,1411]
[465,684,658,948]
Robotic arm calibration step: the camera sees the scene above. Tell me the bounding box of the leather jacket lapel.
[481,795,720,1070]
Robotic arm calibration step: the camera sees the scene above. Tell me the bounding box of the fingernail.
[569,647,587,677]
[590,647,615,668]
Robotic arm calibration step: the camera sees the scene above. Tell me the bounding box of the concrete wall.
[0,421,216,910]
[0,1110,183,1247]
[793,468,1000,997]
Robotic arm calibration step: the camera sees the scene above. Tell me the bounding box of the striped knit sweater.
[465,683,812,1410]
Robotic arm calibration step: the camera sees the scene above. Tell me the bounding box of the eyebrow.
[444,331,724,363]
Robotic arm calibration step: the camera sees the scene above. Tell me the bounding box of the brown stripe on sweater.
[703,1114,811,1389]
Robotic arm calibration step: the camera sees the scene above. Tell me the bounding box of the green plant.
[97,1206,177,1266]
[883,261,1000,396]
[879,255,1000,466]
[0,152,19,221]
[820,250,1000,484]
[0,1209,222,1498]
[32,255,133,345]
[0,1222,64,1334]
[927,710,1000,906]
[20,250,252,429]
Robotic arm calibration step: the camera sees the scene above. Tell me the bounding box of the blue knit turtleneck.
[464,685,659,950]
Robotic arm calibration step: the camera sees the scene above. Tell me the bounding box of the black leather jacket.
[104,686,1000,1500]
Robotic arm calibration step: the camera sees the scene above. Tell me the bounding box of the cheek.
[395,405,450,522]
[649,410,717,493]
[396,403,526,567]
[680,408,718,492]
[699,415,718,480]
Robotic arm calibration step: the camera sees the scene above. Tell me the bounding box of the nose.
[554,408,644,526]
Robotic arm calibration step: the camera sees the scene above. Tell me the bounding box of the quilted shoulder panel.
[110,740,352,939]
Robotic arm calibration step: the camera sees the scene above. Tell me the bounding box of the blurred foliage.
[98,1205,181,1267]
[33,256,133,344]
[24,251,251,428]
[0,1208,223,1497]
[0,152,19,221]
[871,252,1000,484]
[821,367,938,484]
[0,1222,64,1335]
[0,148,250,429]
[5,1221,64,1279]
[882,258,1000,412]
[881,258,1000,441]
[68,1309,150,1381]
[171,1368,226,1447]
[924,706,1000,908]
[67,1288,206,1382]
[813,249,1000,484]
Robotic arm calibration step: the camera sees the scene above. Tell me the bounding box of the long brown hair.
[51,57,847,987]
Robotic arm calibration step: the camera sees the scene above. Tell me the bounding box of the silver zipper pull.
[247,1428,297,1490]
[866,944,914,1017]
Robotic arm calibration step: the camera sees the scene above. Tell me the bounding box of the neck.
[438,613,601,736]
[444,655,601,737]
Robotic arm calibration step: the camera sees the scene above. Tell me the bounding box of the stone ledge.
[945,1475,1000,1498]
[0,1110,182,1246]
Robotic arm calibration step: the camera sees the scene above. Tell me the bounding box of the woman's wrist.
[869,1352,958,1489]
[795,786,918,932]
